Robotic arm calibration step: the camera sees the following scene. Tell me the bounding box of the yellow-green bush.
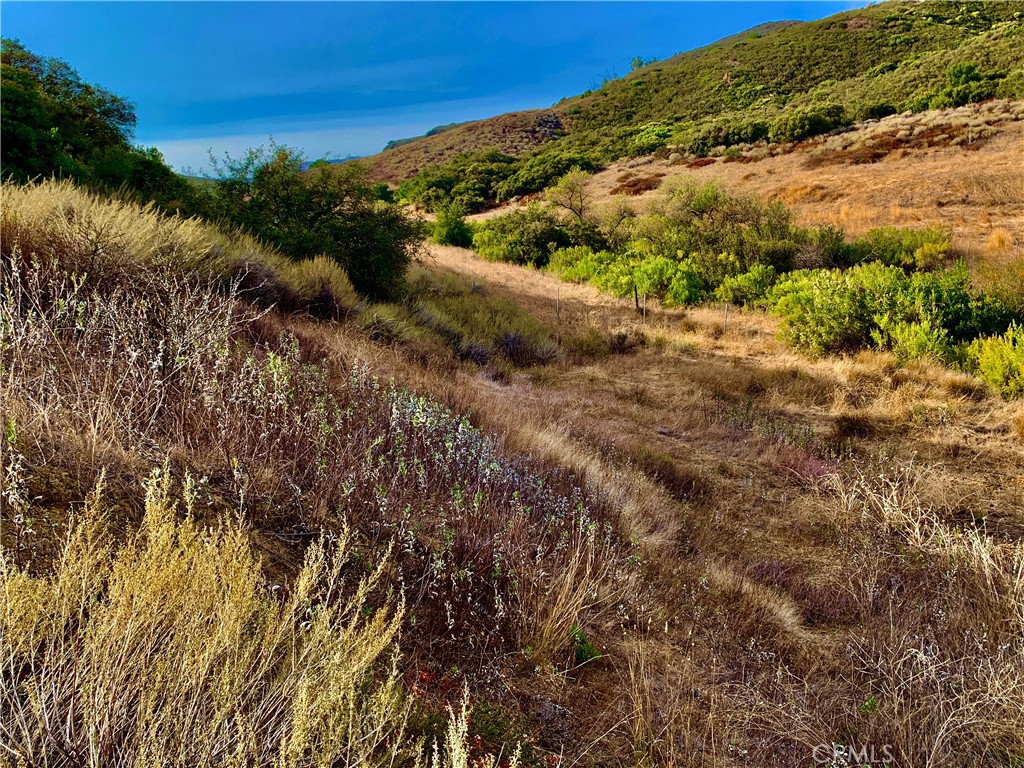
[971,324,1024,398]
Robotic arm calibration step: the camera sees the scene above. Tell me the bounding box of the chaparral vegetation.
[3,3,1024,766]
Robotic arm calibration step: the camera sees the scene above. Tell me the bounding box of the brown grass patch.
[609,173,665,196]
[686,157,717,169]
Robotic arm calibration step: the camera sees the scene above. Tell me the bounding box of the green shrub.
[768,104,848,143]
[493,151,598,202]
[770,262,1014,357]
[855,101,898,121]
[665,269,710,307]
[208,146,422,302]
[472,205,571,267]
[715,263,778,306]
[770,263,916,355]
[849,226,950,270]
[397,149,518,213]
[432,204,474,248]
[570,624,600,666]
[971,324,1024,397]
[681,117,770,156]
[547,246,616,283]
[630,122,673,155]
[591,254,643,300]
[871,314,959,364]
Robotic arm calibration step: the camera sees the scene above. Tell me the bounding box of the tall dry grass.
[1,471,411,768]
[0,178,360,317]
[827,466,1024,765]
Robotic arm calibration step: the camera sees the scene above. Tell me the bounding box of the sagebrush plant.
[0,471,412,768]
[1,178,629,672]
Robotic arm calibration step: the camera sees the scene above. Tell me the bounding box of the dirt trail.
[424,244,638,331]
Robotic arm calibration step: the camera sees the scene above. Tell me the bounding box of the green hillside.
[374,1,1024,209]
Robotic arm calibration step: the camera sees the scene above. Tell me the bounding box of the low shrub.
[472,205,571,267]
[769,262,1014,358]
[398,149,518,213]
[714,263,778,307]
[493,150,598,203]
[848,226,951,270]
[971,324,1024,397]
[547,246,616,283]
[432,204,474,248]
[768,103,848,143]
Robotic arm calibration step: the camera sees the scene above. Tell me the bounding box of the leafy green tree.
[1,38,136,180]
[1,38,199,213]
[209,144,422,301]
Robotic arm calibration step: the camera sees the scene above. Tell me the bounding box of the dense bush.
[472,205,571,267]
[680,117,770,156]
[209,146,423,302]
[432,204,474,248]
[908,61,1003,112]
[547,246,617,283]
[769,262,1014,359]
[970,324,1024,397]
[629,121,673,155]
[847,226,950,270]
[397,149,518,213]
[493,150,598,202]
[768,103,849,143]
[397,148,599,213]
[714,263,779,307]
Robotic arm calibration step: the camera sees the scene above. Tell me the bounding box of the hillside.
[4,5,1024,767]
[559,99,1024,262]
[361,109,565,183]
[7,172,1024,766]
[363,0,1024,185]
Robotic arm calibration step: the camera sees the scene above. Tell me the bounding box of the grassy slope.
[573,100,1024,259]
[4,175,1024,765]
[362,0,1024,182]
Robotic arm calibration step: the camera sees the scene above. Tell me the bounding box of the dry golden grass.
[1,471,411,768]
[422,242,1024,765]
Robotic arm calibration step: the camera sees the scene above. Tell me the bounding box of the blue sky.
[3,1,866,172]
